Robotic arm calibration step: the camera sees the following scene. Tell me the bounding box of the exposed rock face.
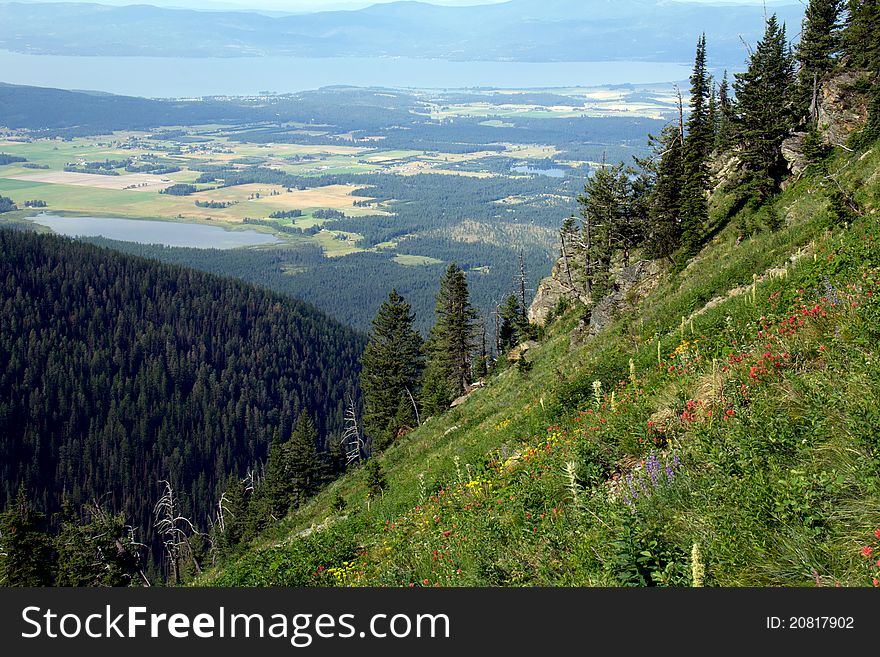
[528,256,590,324]
[570,259,663,347]
[506,339,538,363]
[529,252,662,347]
[710,151,743,194]
[781,131,809,177]
[817,71,871,147]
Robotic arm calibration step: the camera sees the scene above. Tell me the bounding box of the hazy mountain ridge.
[0,0,804,66]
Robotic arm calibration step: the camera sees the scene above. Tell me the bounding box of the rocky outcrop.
[528,256,590,324]
[506,339,538,363]
[781,131,809,177]
[817,71,871,147]
[570,259,662,347]
[529,250,662,347]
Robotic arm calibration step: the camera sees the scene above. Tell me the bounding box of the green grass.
[392,254,444,266]
[200,139,880,588]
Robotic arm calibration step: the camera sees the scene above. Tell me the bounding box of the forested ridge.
[0,230,364,575]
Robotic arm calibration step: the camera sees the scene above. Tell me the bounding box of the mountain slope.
[0,230,364,564]
[0,1,804,66]
[203,134,880,587]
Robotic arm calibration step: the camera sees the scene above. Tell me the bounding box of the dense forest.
[80,237,548,336]
[0,230,364,574]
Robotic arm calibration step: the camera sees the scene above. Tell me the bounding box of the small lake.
[28,214,280,249]
[0,50,691,97]
[511,165,567,178]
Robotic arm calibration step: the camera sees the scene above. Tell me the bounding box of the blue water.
[0,50,690,97]
[511,165,567,178]
[28,214,280,249]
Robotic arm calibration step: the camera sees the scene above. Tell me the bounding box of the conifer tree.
[797,0,845,119]
[0,489,54,586]
[645,123,685,261]
[843,1,880,147]
[843,0,880,71]
[54,501,144,587]
[498,294,528,352]
[248,432,293,531]
[576,162,635,299]
[734,14,798,198]
[422,264,478,413]
[364,459,387,500]
[215,474,250,552]
[286,413,321,507]
[360,290,424,450]
[716,71,736,151]
[708,79,719,144]
[681,34,713,254]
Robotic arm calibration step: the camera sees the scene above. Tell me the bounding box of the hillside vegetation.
[203,132,880,587]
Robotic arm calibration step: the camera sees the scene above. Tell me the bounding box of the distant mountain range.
[0,0,804,66]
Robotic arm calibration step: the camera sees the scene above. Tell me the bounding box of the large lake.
[0,50,690,97]
[28,214,280,249]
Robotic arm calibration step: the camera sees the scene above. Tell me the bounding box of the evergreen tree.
[843,0,880,71]
[364,459,387,500]
[360,290,424,450]
[286,413,321,507]
[420,356,455,416]
[576,163,634,299]
[215,474,250,553]
[707,79,719,144]
[422,264,478,412]
[843,1,880,147]
[498,294,528,352]
[645,123,686,261]
[681,34,713,254]
[54,501,144,587]
[733,14,798,198]
[0,489,54,586]
[797,0,845,119]
[716,71,736,151]
[248,433,293,531]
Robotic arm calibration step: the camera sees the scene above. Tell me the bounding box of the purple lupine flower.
[665,465,675,481]
[672,452,681,469]
[623,494,634,510]
[639,475,649,496]
[823,277,839,306]
[626,473,639,499]
[647,451,660,487]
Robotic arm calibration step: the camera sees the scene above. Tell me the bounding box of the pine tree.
[797,0,845,119]
[215,474,250,552]
[645,123,685,261]
[681,34,713,254]
[716,70,736,151]
[843,0,880,71]
[576,162,634,299]
[54,501,144,587]
[707,79,719,144]
[734,14,798,198]
[422,264,478,412]
[498,294,528,352]
[843,1,880,147]
[558,215,581,296]
[364,459,387,500]
[0,489,54,586]
[286,413,321,507]
[360,290,424,451]
[248,432,293,531]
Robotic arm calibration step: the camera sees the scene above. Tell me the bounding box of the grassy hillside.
[202,140,880,587]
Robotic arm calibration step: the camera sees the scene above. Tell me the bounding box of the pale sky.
[9,0,792,13]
